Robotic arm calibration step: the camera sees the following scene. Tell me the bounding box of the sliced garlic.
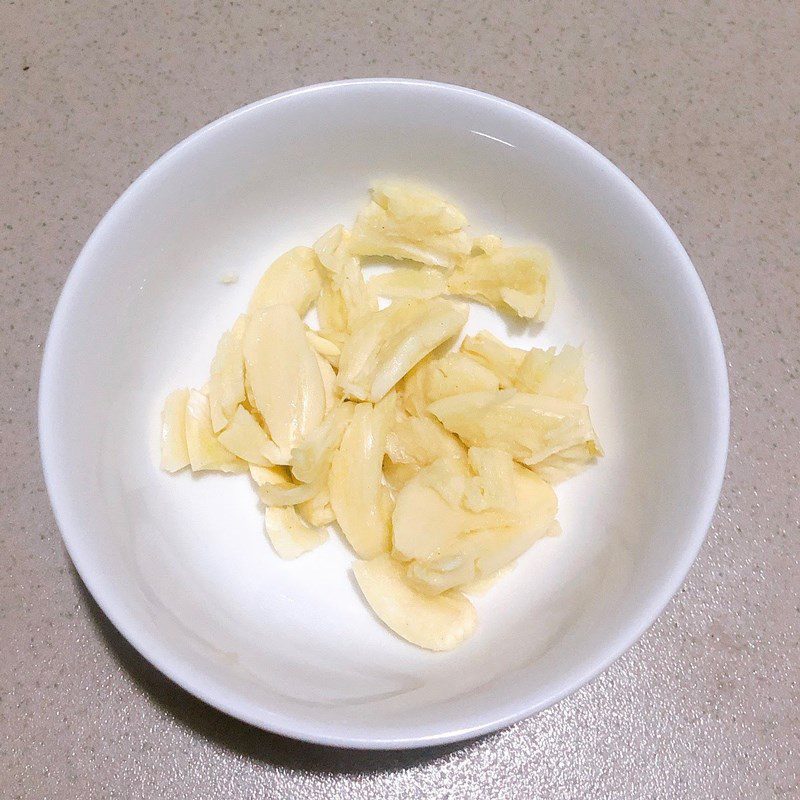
[515,344,587,402]
[184,389,245,472]
[264,506,327,559]
[368,267,447,300]
[337,298,469,402]
[160,388,190,472]
[208,314,248,433]
[243,305,325,458]
[296,485,336,527]
[353,554,477,651]
[314,225,376,336]
[217,405,274,466]
[290,402,355,485]
[350,182,472,269]
[429,389,598,467]
[460,330,526,388]
[402,351,500,416]
[448,245,551,320]
[247,246,322,317]
[328,394,395,558]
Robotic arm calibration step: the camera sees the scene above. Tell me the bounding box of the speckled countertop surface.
[2,1,798,797]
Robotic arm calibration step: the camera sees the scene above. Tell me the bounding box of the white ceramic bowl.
[39,79,729,749]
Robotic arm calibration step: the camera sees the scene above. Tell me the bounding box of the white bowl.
[39,79,729,749]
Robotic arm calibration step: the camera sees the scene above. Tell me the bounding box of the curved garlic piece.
[403,465,557,594]
[290,402,355,485]
[296,485,336,527]
[392,458,509,563]
[328,394,395,558]
[337,298,469,402]
[529,440,604,484]
[243,305,325,455]
[463,446,516,512]
[313,224,360,276]
[460,330,526,388]
[448,245,551,320]
[315,352,339,415]
[249,462,288,487]
[160,388,189,472]
[385,411,465,467]
[247,247,322,317]
[368,267,447,300]
[471,234,503,255]
[217,405,274,466]
[314,226,376,336]
[429,389,597,467]
[515,344,587,402]
[208,314,248,433]
[350,182,472,269]
[305,329,341,367]
[264,506,327,560]
[184,390,245,472]
[258,477,325,507]
[353,554,477,651]
[401,351,500,416]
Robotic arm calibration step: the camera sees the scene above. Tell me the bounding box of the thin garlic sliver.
[337,297,469,402]
[429,389,599,467]
[264,506,327,559]
[353,554,477,651]
[243,304,325,458]
[160,388,189,472]
[328,393,395,558]
[248,246,322,317]
[368,267,447,299]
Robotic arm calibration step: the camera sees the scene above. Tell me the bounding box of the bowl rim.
[38,77,730,750]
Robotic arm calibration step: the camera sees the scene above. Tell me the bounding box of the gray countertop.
[2,1,798,797]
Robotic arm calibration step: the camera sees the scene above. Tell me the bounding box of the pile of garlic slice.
[160,181,602,651]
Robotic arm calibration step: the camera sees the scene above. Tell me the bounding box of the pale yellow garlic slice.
[290,402,355,485]
[463,446,516,513]
[208,314,248,433]
[384,411,465,468]
[243,305,325,459]
[353,554,477,651]
[402,351,500,416]
[258,477,326,507]
[249,462,289,486]
[350,182,472,269]
[403,465,557,594]
[296,485,336,527]
[515,344,587,402]
[382,460,419,493]
[160,388,190,472]
[337,298,469,402]
[264,506,327,559]
[315,352,339,415]
[448,245,552,320]
[314,225,376,336]
[247,246,322,317]
[217,405,274,466]
[391,457,511,563]
[529,440,604,484]
[428,389,598,467]
[184,389,245,472]
[368,267,447,300]
[306,329,341,367]
[328,394,395,558]
[460,330,526,388]
[471,234,503,255]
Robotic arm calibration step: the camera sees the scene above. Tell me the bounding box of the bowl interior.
[39,81,727,747]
